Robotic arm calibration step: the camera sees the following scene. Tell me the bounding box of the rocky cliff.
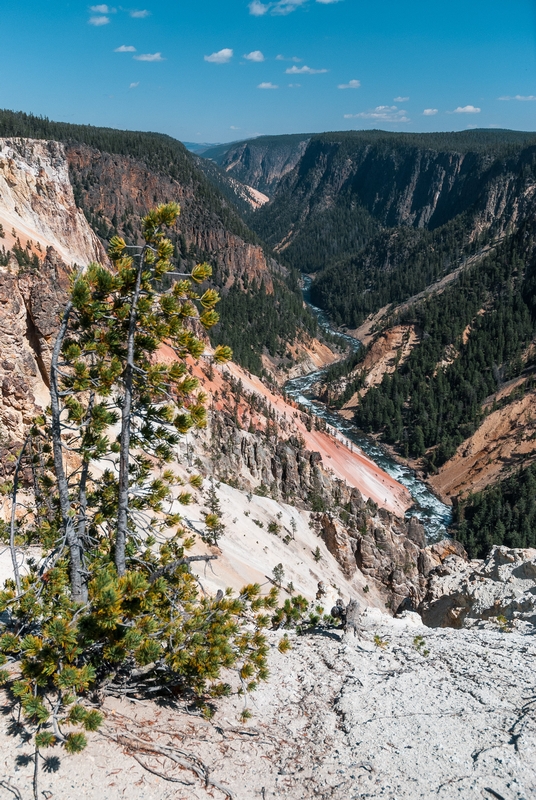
[420,545,536,629]
[0,247,71,472]
[243,131,536,280]
[0,138,105,266]
[202,134,311,196]
[281,134,536,231]
[0,113,319,377]
[67,144,278,292]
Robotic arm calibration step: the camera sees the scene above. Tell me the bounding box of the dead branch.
[0,781,23,800]
[148,555,217,584]
[105,730,235,799]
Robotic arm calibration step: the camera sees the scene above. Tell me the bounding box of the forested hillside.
[209,129,536,330]
[352,219,536,467]
[311,214,481,327]
[0,109,315,374]
[454,462,536,557]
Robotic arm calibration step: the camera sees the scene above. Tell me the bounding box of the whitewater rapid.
[284,278,452,541]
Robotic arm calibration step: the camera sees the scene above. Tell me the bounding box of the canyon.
[0,122,535,800]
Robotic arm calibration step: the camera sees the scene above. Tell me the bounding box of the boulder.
[420,545,536,629]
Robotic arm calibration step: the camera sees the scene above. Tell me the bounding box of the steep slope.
[305,133,535,319]
[0,138,105,266]
[203,128,536,552]
[193,153,270,218]
[429,384,536,502]
[315,218,536,535]
[223,129,536,325]
[0,138,107,464]
[0,110,317,376]
[202,133,312,196]
[0,248,83,470]
[351,221,536,461]
[67,144,274,291]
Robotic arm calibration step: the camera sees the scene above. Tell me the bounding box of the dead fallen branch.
[104,730,235,799]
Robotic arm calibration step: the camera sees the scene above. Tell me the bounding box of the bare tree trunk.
[115,256,144,576]
[50,302,87,603]
[10,436,29,596]
[33,742,39,800]
[76,392,95,558]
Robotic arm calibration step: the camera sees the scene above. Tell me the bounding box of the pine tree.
[203,477,226,545]
[0,204,278,782]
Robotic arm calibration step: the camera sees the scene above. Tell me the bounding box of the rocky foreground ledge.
[1,608,535,800]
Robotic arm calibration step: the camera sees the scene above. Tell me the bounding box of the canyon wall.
[202,134,311,196]
[0,138,105,266]
[0,247,70,471]
[67,145,280,292]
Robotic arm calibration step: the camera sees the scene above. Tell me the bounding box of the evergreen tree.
[0,205,278,784]
[203,477,226,545]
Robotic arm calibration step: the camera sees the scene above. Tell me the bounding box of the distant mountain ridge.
[201,128,536,325]
[182,141,223,155]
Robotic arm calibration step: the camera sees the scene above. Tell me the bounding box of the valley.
[0,114,535,799]
[201,128,536,550]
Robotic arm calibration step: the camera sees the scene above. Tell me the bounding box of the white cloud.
[286,65,328,74]
[249,0,270,14]
[115,45,136,52]
[130,9,150,17]
[204,48,233,64]
[344,105,410,123]
[273,0,307,13]
[452,105,481,113]
[249,0,307,15]
[394,96,409,102]
[90,4,115,12]
[258,82,279,89]
[498,94,536,101]
[230,126,240,130]
[276,54,301,61]
[134,52,164,61]
[338,79,360,89]
[288,83,301,87]
[129,82,139,88]
[244,50,265,62]
[423,108,438,116]
[316,0,342,3]
[89,15,109,25]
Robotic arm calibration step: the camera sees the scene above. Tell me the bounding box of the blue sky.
[1,1,535,142]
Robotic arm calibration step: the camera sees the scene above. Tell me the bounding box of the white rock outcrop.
[0,138,105,266]
[421,545,536,629]
[2,614,535,799]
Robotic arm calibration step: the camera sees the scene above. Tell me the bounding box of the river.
[284,278,452,541]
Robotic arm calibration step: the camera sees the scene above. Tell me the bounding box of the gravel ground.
[1,610,535,800]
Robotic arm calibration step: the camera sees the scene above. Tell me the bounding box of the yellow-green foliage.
[0,205,259,768]
[374,634,389,649]
[0,540,277,752]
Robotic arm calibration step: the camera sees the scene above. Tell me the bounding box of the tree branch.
[148,555,217,584]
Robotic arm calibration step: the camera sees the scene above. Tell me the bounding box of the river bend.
[284,279,452,541]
